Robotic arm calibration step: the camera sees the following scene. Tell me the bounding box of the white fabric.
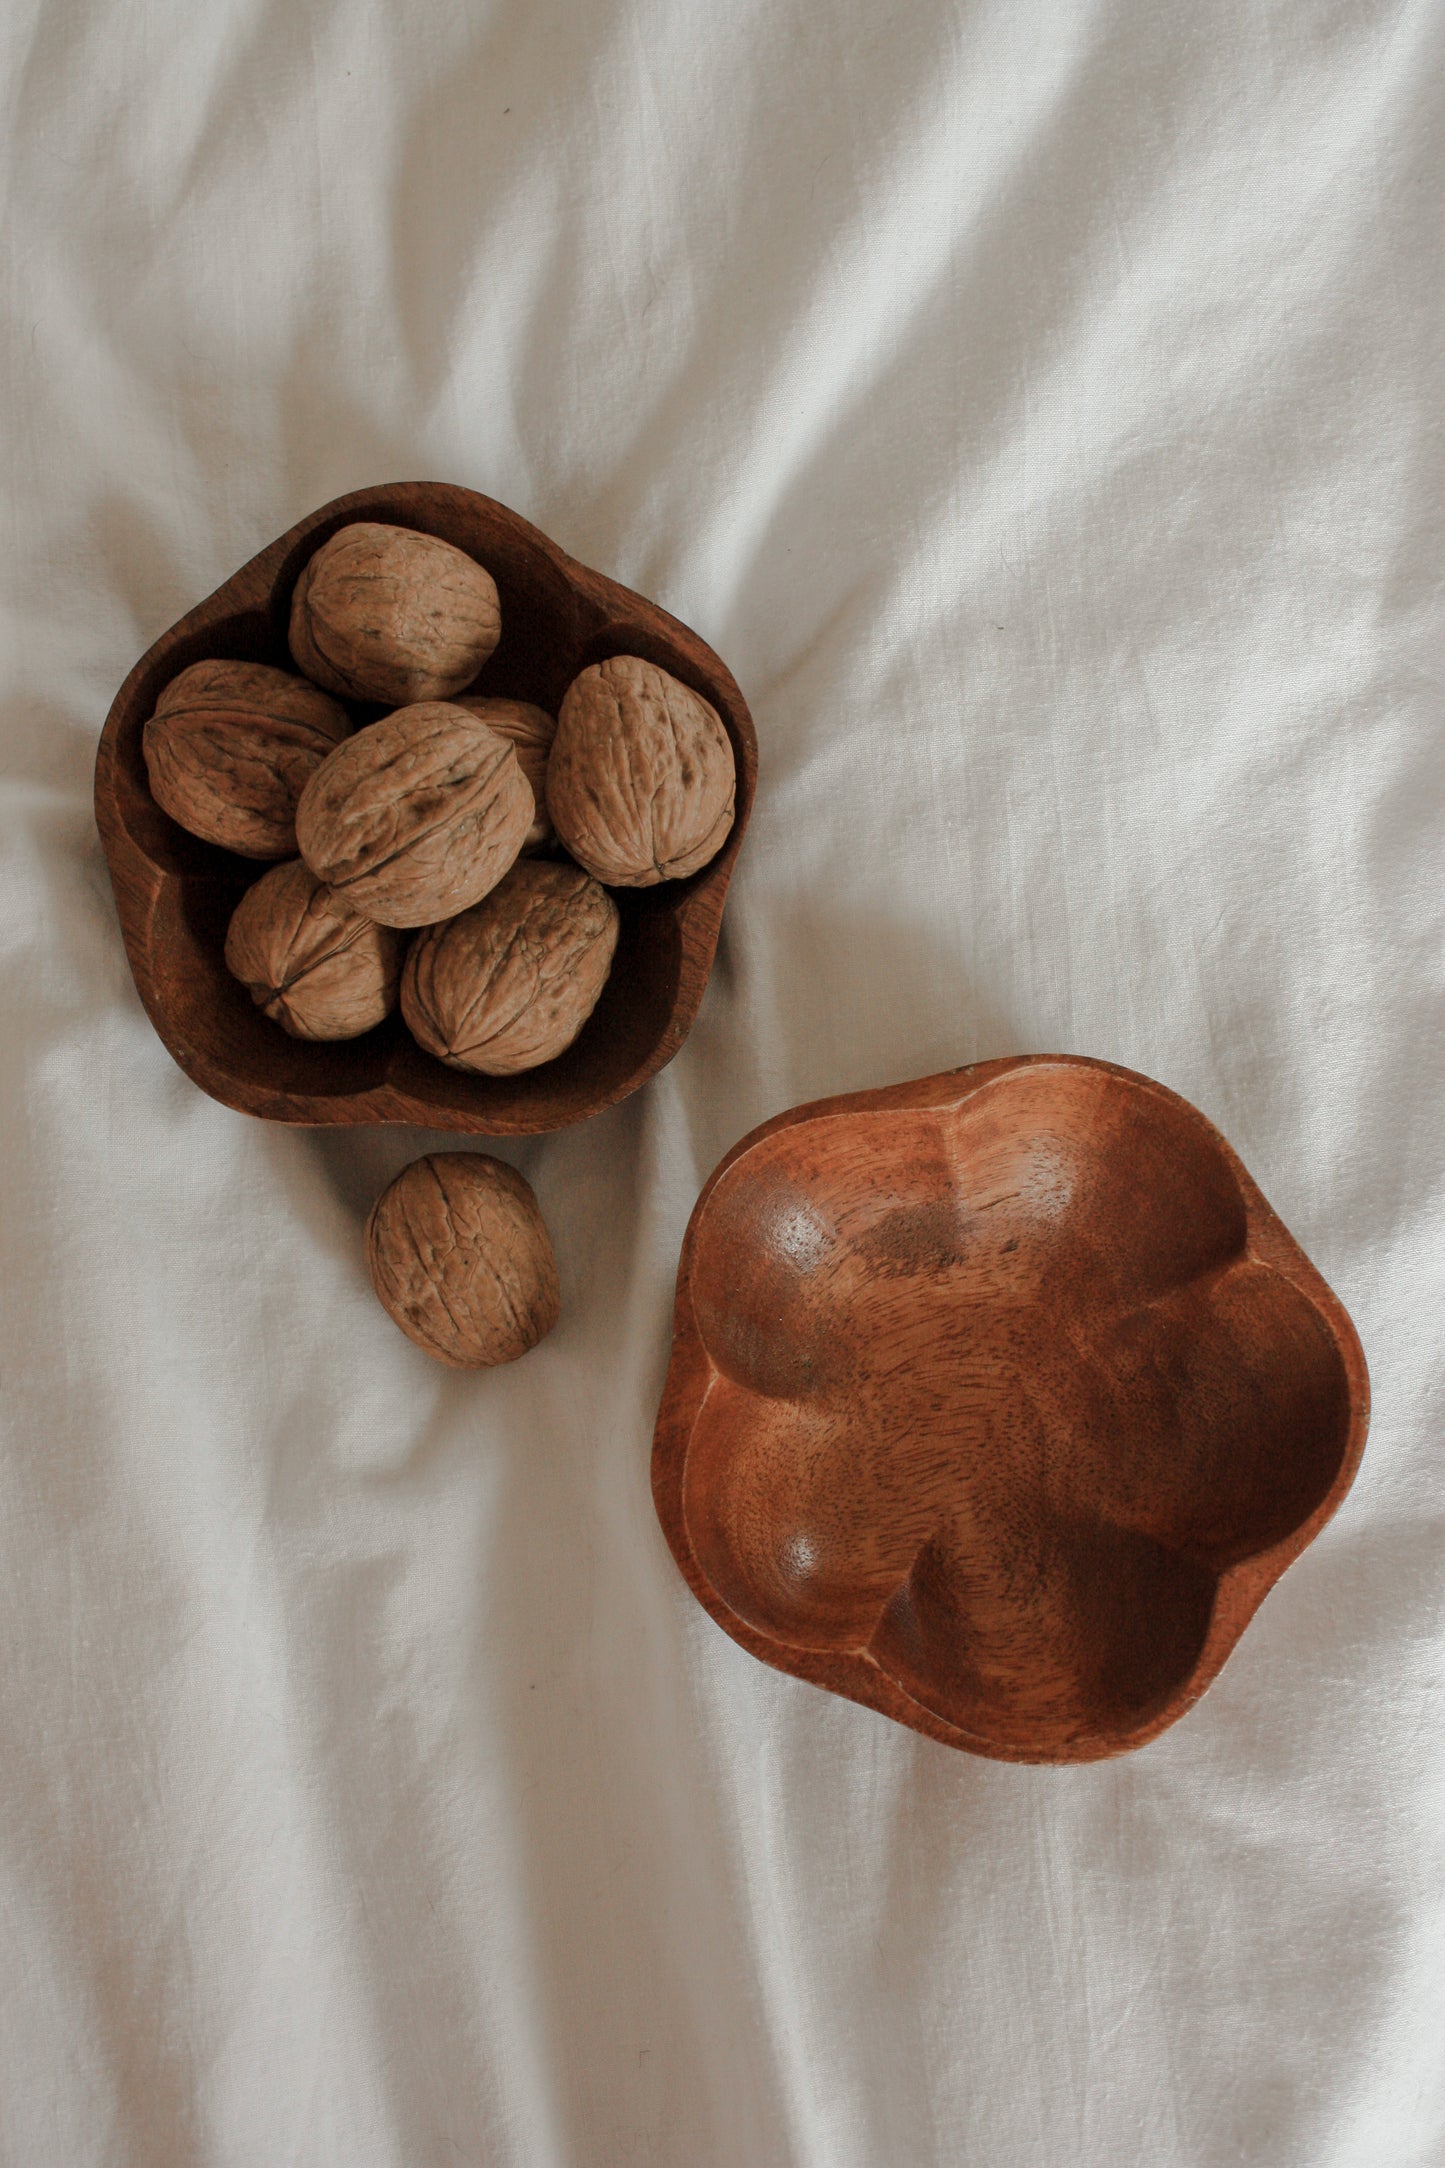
[2,1,1441,2161]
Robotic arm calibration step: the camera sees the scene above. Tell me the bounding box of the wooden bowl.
[93,483,757,1131]
[653,1056,1369,1762]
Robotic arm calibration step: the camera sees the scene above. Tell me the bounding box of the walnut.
[142,658,351,859]
[365,1152,560,1368]
[454,696,556,849]
[294,701,533,928]
[288,522,501,705]
[401,861,620,1075]
[223,859,402,1039]
[546,655,735,886]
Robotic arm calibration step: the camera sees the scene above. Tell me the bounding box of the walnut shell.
[142,659,351,859]
[454,696,556,849]
[294,701,533,928]
[547,656,735,886]
[223,859,403,1040]
[402,861,620,1076]
[366,1152,560,1368]
[288,522,501,705]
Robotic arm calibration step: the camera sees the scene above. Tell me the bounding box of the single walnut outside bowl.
[653,1056,1369,1763]
[94,482,757,1131]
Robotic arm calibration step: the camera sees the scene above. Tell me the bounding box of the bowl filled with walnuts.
[94,482,757,1136]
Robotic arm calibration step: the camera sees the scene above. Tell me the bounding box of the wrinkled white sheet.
[2,2,1442,2162]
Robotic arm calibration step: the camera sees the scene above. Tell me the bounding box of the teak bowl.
[94,482,757,1131]
[653,1056,1369,1762]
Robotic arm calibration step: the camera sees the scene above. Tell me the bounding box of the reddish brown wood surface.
[653,1056,1370,1763]
[94,482,757,1131]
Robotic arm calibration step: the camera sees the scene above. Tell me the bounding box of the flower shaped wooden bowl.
[93,483,757,1131]
[653,1056,1369,1762]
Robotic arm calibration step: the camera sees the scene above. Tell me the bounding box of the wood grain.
[653,1056,1370,1763]
[93,482,757,1131]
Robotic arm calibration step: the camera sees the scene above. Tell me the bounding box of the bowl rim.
[652,1052,1371,1763]
[94,480,758,1132]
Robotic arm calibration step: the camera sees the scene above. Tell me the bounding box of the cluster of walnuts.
[141,518,737,1366]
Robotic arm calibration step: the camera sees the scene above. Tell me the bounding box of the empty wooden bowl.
[653,1056,1369,1762]
[93,483,757,1131]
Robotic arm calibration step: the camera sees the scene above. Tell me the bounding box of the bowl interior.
[659,1058,1366,1760]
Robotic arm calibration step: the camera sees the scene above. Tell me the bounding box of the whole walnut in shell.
[289,522,501,705]
[454,696,556,849]
[547,655,735,886]
[224,859,403,1040]
[295,701,533,928]
[366,1152,560,1368]
[402,861,620,1075]
[143,659,351,859]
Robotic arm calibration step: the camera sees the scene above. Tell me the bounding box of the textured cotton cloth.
[1,3,1441,2163]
